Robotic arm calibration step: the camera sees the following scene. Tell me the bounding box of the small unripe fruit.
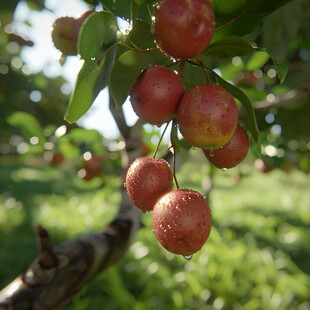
[203,124,249,169]
[130,66,184,126]
[51,16,76,55]
[177,83,239,149]
[152,189,212,256]
[153,0,215,59]
[125,157,173,212]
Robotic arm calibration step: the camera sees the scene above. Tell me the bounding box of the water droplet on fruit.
[191,146,196,150]
[183,255,193,260]
[220,168,228,172]
[123,182,126,188]
[151,229,155,234]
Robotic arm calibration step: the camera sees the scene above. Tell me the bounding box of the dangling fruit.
[203,124,249,169]
[153,0,215,59]
[177,83,239,149]
[130,66,184,126]
[125,157,173,212]
[152,189,212,256]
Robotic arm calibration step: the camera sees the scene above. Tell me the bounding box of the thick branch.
[0,115,144,309]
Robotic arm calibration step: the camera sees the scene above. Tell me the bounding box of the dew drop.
[151,229,155,234]
[191,146,196,150]
[183,255,193,260]
[91,57,96,61]
[123,182,126,188]
[220,168,228,172]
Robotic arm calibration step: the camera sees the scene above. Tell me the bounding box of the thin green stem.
[170,118,180,189]
[152,121,170,159]
[197,57,209,83]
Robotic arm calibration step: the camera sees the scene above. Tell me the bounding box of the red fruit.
[153,0,215,59]
[126,157,173,213]
[152,189,212,256]
[82,155,105,180]
[73,10,95,49]
[203,124,249,169]
[254,158,273,173]
[51,16,76,55]
[177,83,239,149]
[130,66,184,126]
[51,152,65,166]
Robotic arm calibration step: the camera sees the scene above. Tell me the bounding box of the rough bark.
[0,94,142,309]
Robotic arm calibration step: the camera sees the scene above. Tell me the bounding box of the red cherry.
[178,83,239,149]
[203,124,249,169]
[152,189,212,256]
[125,157,173,212]
[153,0,215,59]
[130,66,184,126]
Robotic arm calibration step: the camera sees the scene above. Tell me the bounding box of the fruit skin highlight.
[153,0,215,59]
[177,83,239,150]
[203,124,249,169]
[125,157,173,213]
[152,189,212,256]
[130,66,184,126]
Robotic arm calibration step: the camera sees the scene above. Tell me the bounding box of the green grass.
[0,157,310,309]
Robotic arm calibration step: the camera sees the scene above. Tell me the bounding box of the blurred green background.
[1,156,310,309]
[1,0,310,309]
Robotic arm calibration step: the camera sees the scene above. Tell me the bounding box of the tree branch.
[0,111,143,309]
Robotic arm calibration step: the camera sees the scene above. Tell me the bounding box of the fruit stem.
[214,11,246,32]
[170,118,180,189]
[178,60,186,78]
[152,121,170,159]
[197,57,209,83]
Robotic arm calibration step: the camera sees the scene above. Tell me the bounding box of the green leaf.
[208,69,261,156]
[69,128,103,143]
[203,34,288,84]
[65,46,117,123]
[204,36,254,58]
[100,0,155,24]
[262,0,302,63]
[77,11,118,60]
[109,49,166,108]
[65,12,119,124]
[211,0,294,40]
[7,112,46,145]
[129,20,156,50]
[255,48,288,84]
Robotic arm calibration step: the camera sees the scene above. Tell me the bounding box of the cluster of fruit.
[125,0,250,257]
[51,0,251,257]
